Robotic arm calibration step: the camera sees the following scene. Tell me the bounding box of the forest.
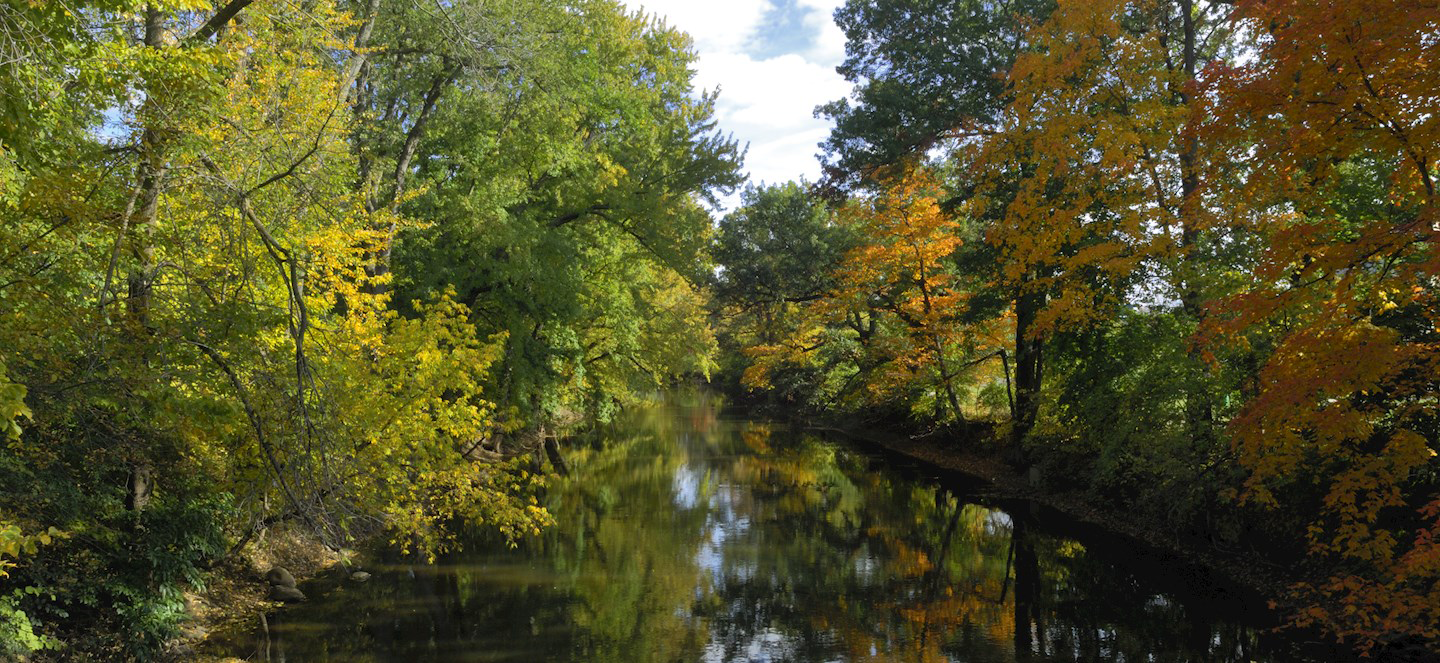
[0,0,1435,660]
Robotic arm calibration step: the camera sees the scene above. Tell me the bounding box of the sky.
[619,0,853,209]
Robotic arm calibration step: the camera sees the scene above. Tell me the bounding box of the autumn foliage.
[1197,0,1440,646]
[738,170,1011,422]
[717,0,1440,653]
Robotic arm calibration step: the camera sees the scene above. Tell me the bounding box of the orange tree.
[1199,0,1440,648]
[828,168,1004,422]
[743,169,1010,423]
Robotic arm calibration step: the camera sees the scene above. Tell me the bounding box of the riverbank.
[167,527,350,662]
[822,424,1288,593]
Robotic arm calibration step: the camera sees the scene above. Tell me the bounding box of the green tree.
[0,0,736,655]
[712,182,851,403]
[817,0,1054,194]
[383,1,742,426]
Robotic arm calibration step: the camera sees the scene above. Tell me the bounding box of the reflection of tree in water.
[698,426,1016,662]
[1014,516,1271,662]
[219,398,1285,662]
[532,410,718,662]
[702,424,1278,663]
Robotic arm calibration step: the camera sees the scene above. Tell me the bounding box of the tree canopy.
[0,0,738,657]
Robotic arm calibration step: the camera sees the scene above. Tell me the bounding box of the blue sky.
[621,0,851,209]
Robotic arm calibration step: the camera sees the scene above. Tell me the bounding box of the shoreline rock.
[264,566,297,589]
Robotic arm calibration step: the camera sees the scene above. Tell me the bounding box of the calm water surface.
[213,394,1323,662]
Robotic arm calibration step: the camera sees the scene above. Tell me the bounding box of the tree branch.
[187,0,255,44]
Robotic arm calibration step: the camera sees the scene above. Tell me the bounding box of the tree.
[817,0,1055,194]
[715,182,849,318]
[738,170,1009,423]
[828,169,986,422]
[0,0,732,653]
[817,0,1052,449]
[963,0,1246,452]
[712,182,852,403]
[381,1,743,426]
[1198,0,1440,647]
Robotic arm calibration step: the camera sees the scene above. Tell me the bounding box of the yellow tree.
[1,0,550,558]
[963,0,1241,452]
[145,1,551,554]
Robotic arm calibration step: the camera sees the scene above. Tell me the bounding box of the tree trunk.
[362,67,458,292]
[916,263,967,428]
[125,4,168,515]
[1177,0,1201,317]
[1176,0,1215,447]
[125,461,154,513]
[1010,285,1044,465]
[543,433,569,477]
[932,334,966,427]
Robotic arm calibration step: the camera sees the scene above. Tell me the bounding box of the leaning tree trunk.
[542,431,569,477]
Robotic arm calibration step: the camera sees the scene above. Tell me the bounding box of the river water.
[211,393,1327,662]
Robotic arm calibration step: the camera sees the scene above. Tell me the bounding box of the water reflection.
[213,394,1304,662]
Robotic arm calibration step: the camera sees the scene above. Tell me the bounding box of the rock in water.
[268,585,306,603]
[265,566,297,588]
[349,571,372,583]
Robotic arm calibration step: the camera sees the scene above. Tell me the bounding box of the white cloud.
[623,0,851,210]
[795,0,847,66]
[628,0,774,55]
[695,52,850,182]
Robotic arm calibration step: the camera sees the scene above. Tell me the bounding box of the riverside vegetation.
[0,0,737,658]
[713,0,1438,657]
[0,0,1436,660]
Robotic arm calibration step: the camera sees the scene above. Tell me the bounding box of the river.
[210,392,1330,662]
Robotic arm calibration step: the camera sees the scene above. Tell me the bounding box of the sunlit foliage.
[0,0,734,656]
[1197,0,1440,646]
